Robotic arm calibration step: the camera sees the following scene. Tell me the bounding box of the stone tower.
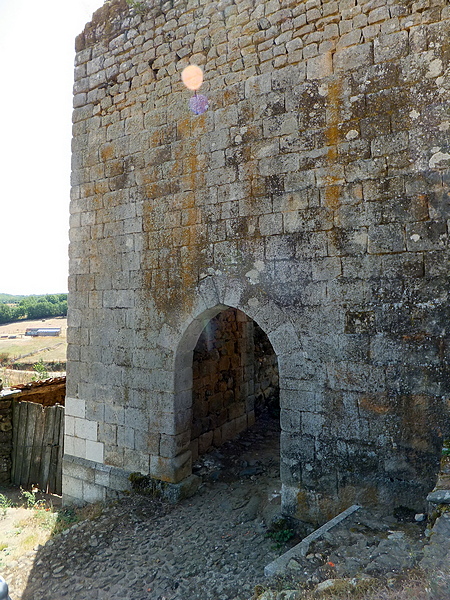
[65,0,450,524]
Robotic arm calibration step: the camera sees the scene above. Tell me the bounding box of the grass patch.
[0,489,104,572]
[14,508,57,532]
[52,502,104,536]
[19,532,42,553]
[442,440,450,457]
[20,488,45,509]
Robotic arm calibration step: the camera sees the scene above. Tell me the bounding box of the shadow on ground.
[6,412,286,600]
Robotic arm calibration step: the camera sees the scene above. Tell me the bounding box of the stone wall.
[254,321,279,415]
[0,398,13,483]
[66,0,450,522]
[192,308,254,460]
[191,307,278,460]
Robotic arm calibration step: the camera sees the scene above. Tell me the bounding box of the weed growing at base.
[266,518,295,549]
[0,493,13,515]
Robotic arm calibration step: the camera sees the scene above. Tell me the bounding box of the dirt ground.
[0,414,282,599]
[2,414,449,600]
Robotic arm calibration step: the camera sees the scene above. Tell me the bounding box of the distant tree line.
[0,294,68,324]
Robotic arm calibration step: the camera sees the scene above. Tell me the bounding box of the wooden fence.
[11,401,64,495]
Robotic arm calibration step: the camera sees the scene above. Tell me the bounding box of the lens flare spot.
[189,94,209,115]
[182,65,204,91]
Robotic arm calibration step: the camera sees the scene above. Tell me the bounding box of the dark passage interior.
[190,308,279,461]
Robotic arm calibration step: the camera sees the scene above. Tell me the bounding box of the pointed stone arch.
[153,276,307,495]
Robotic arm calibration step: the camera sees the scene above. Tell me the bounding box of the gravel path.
[5,414,285,600]
[4,413,448,600]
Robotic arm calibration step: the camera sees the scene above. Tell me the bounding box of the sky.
[0,0,105,295]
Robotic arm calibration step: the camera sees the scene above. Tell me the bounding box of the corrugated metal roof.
[10,376,66,391]
[0,388,21,398]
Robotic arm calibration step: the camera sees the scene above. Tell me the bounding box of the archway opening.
[189,307,280,462]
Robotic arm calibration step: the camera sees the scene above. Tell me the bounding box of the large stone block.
[65,397,86,419]
[333,41,373,71]
[150,451,192,484]
[82,480,106,503]
[367,223,406,254]
[63,456,95,484]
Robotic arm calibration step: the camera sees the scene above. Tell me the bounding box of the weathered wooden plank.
[54,406,64,495]
[11,400,20,483]
[48,406,63,495]
[11,400,64,493]
[19,402,30,486]
[22,403,39,488]
[28,403,45,488]
[48,407,57,494]
[40,406,56,492]
[13,402,29,486]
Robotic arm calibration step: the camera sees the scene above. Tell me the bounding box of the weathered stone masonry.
[66,0,450,523]
[0,398,13,483]
[191,308,279,460]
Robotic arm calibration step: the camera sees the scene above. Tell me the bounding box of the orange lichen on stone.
[285,489,311,521]
[141,128,207,313]
[324,185,342,210]
[359,395,391,415]
[100,143,116,162]
[324,79,342,210]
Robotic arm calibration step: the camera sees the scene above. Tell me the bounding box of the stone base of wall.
[129,472,201,503]
[281,474,435,526]
[63,454,201,505]
[63,454,131,505]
